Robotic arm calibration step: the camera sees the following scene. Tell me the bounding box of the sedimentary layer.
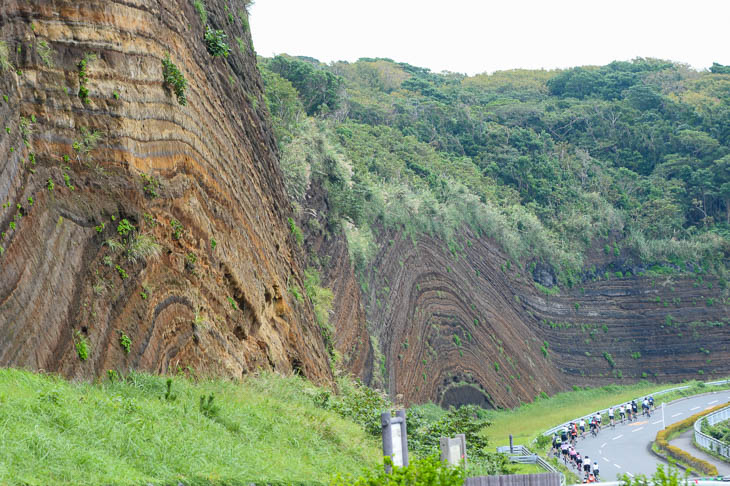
[0,0,332,383]
[363,229,730,407]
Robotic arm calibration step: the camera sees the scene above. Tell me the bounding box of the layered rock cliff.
[360,229,730,408]
[0,0,332,383]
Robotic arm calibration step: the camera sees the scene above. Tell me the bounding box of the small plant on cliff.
[118,332,131,354]
[603,352,615,368]
[47,178,54,191]
[115,264,128,280]
[170,218,184,240]
[77,53,96,104]
[162,55,188,106]
[287,217,303,246]
[193,0,208,25]
[204,26,231,58]
[72,127,102,165]
[303,267,335,359]
[227,296,238,310]
[127,234,162,263]
[74,330,89,361]
[62,172,74,191]
[36,40,54,67]
[541,341,549,358]
[0,41,12,71]
[140,173,160,198]
[116,219,134,237]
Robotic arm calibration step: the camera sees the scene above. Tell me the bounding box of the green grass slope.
[0,369,380,486]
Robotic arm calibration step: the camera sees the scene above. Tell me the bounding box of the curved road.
[557,391,730,481]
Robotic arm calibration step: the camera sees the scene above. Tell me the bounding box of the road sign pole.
[662,402,665,430]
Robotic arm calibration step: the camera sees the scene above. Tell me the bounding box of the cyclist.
[561,425,569,444]
[594,412,602,431]
[649,395,655,410]
[608,407,615,427]
[561,441,569,464]
[619,404,626,423]
[593,461,600,481]
[579,418,586,438]
[642,397,650,417]
[569,446,577,465]
[631,399,638,418]
[576,452,583,471]
[589,416,597,436]
[583,456,592,479]
[626,403,633,422]
[570,422,578,445]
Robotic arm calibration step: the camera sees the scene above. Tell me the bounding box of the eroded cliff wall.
[0,0,332,383]
[362,229,730,408]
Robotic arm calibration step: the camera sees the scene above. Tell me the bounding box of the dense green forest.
[260,56,730,285]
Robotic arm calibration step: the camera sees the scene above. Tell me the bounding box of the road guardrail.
[694,404,730,459]
[540,379,730,438]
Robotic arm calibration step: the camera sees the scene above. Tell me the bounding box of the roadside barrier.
[694,404,730,459]
[497,445,566,486]
[540,379,730,439]
[654,403,728,476]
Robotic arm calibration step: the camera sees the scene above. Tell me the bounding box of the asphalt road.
[556,391,730,481]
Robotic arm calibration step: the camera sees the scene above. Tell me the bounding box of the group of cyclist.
[550,396,655,482]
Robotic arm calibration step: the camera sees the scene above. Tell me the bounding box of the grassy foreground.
[0,369,380,486]
[480,380,730,447]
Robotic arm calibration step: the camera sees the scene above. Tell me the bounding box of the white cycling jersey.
[608,407,614,417]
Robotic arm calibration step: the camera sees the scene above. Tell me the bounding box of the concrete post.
[381,410,409,473]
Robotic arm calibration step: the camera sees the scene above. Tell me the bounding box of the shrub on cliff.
[204,26,230,58]
[162,55,187,105]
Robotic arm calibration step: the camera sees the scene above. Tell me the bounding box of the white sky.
[249,0,730,75]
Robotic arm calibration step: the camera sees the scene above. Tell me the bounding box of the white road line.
[691,406,701,411]
[603,457,610,462]
[709,400,719,404]
[671,412,682,417]
[615,464,622,469]
[653,420,663,424]
[612,434,623,440]
[632,427,644,433]
[601,442,607,448]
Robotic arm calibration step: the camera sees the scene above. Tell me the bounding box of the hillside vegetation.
[0,369,380,485]
[261,56,730,285]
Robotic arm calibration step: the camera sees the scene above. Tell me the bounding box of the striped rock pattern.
[0,0,332,383]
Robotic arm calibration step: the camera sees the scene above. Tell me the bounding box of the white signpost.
[381,410,409,472]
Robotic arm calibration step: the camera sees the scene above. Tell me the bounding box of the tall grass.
[0,369,380,485]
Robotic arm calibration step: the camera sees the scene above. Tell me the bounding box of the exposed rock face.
[363,229,730,407]
[0,0,331,383]
[299,181,372,382]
